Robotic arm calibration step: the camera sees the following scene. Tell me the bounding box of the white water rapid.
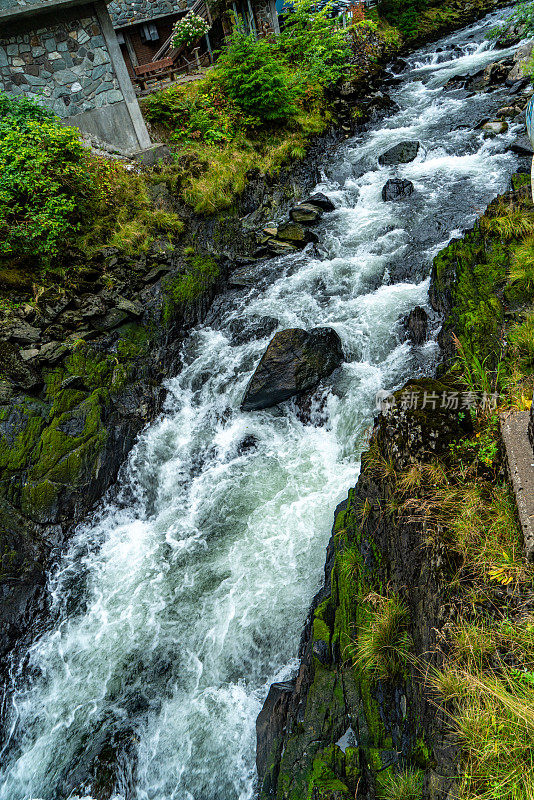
[0,10,526,800]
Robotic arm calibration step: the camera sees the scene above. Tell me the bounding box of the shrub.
[279,0,352,87]
[0,100,101,263]
[214,28,297,123]
[143,79,246,144]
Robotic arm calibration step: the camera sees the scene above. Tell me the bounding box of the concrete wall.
[0,0,152,152]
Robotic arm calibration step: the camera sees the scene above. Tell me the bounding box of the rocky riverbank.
[0,0,530,787]
[254,171,534,798]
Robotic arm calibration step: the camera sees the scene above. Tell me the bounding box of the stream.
[0,10,525,800]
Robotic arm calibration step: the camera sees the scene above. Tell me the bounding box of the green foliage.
[214,27,297,123]
[353,592,412,681]
[0,93,100,263]
[376,768,423,800]
[164,252,219,320]
[143,78,247,145]
[279,0,352,87]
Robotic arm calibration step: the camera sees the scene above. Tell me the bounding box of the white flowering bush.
[172,12,211,48]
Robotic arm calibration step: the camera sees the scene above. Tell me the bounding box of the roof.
[0,0,100,21]
[108,0,190,28]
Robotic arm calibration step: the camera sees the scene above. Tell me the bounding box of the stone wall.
[108,0,190,29]
[0,9,125,119]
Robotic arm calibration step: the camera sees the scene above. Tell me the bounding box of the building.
[108,0,280,83]
[0,0,152,152]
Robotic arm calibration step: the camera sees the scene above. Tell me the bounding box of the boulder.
[389,57,408,74]
[0,341,41,390]
[481,120,508,135]
[5,321,41,345]
[266,239,299,256]
[484,61,510,86]
[382,179,414,202]
[276,222,319,246]
[289,203,323,225]
[115,297,144,318]
[378,141,420,166]
[404,306,428,345]
[241,327,343,412]
[80,295,107,318]
[303,192,336,212]
[39,341,68,365]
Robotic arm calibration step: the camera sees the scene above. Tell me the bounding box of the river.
[0,10,524,800]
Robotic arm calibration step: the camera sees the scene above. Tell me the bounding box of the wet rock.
[57,310,84,327]
[0,379,14,403]
[39,341,68,365]
[312,638,329,665]
[256,681,295,789]
[496,105,521,118]
[241,327,343,412]
[509,77,531,94]
[35,288,71,324]
[276,222,319,246]
[389,57,408,74]
[227,315,279,344]
[143,264,173,283]
[237,435,258,455]
[0,341,41,390]
[484,61,511,86]
[80,295,107,318]
[94,309,129,331]
[5,321,41,345]
[444,73,469,89]
[494,30,522,49]
[267,239,299,256]
[289,203,323,225]
[404,306,429,345]
[481,120,508,135]
[303,192,336,212]
[512,137,534,157]
[20,348,39,362]
[382,179,415,202]
[115,297,144,318]
[378,140,420,166]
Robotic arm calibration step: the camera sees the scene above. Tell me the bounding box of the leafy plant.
[278,0,352,87]
[0,107,100,263]
[171,11,210,48]
[214,27,297,123]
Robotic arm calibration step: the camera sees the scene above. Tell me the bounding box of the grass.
[429,629,534,800]
[352,592,412,681]
[149,95,333,214]
[376,768,424,800]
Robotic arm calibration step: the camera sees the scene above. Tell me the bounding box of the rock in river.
[241,327,343,412]
[382,179,414,202]
[404,306,428,345]
[289,203,323,225]
[378,141,420,166]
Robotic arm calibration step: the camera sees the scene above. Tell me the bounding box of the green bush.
[143,78,246,144]
[0,93,100,264]
[214,28,297,123]
[279,0,352,87]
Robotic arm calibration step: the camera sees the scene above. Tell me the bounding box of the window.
[140,23,160,43]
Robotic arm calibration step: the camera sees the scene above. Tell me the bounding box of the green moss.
[512,173,531,191]
[307,756,350,799]
[20,478,58,522]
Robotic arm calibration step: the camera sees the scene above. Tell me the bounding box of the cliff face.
[257,380,465,800]
[256,179,534,800]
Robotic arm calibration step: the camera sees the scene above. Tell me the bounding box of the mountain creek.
[0,5,532,800]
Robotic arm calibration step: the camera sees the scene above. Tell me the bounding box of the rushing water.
[0,11,526,800]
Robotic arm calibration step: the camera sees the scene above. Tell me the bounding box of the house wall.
[0,0,152,152]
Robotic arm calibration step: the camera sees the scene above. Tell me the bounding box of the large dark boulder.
[379,141,420,166]
[241,327,343,412]
[404,306,429,345]
[382,179,414,202]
